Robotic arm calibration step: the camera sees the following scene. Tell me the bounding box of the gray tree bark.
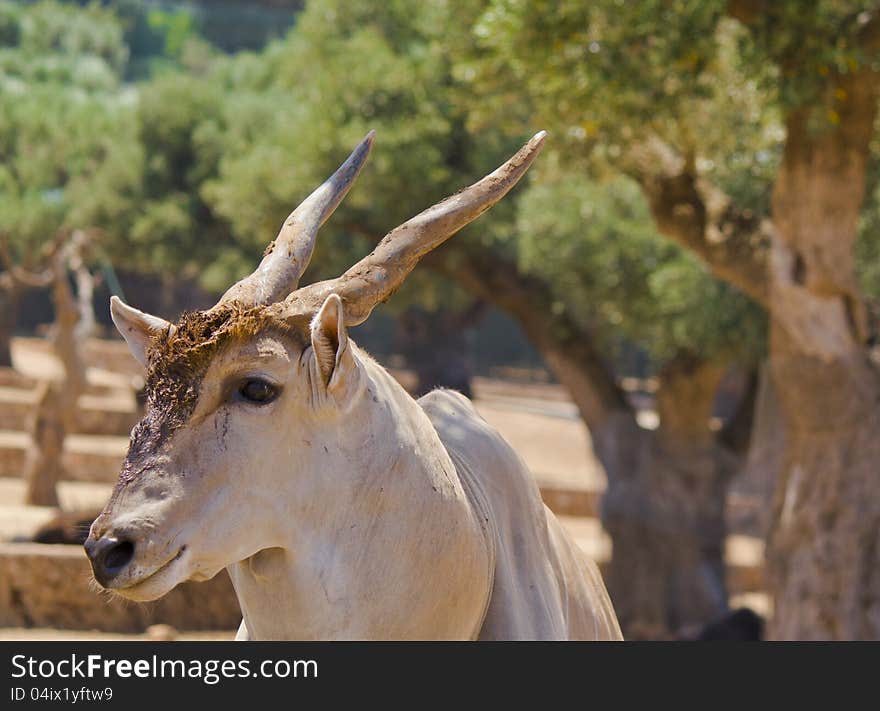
[24,237,90,507]
[444,248,745,638]
[627,56,880,637]
[762,67,880,639]
[0,284,19,368]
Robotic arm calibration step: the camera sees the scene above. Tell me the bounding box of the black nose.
[84,536,135,586]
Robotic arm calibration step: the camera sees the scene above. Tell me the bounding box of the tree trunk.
[395,302,486,398]
[624,54,880,637]
[760,68,880,640]
[765,326,880,639]
[601,355,741,638]
[443,248,742,637]
[23,382,67,507]
[23,258,87,507]
[0,284,19,368]
[727,364,783,538]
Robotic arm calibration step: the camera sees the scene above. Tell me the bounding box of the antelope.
[85,131,622,640]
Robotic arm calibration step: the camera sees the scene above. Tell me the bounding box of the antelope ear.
[110,296,172,368]
[310,293,352,392]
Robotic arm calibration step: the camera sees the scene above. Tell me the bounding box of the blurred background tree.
[5,0,880,639]
[473,0,880,639]
[0,0,131,364]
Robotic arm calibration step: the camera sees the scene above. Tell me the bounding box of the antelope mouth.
[112,545,187,601]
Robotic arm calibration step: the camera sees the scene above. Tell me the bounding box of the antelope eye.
[238,378,279,404]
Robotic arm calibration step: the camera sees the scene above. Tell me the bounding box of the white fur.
[94,295,621,640]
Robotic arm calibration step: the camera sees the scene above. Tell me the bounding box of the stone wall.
[0,543,240,632]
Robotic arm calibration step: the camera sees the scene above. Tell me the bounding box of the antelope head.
[84,131,545,609]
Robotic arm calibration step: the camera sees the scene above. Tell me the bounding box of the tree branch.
[628,139,771,309]
[0,230,69,289]
[433,243,635,429]
[342,220,634,429]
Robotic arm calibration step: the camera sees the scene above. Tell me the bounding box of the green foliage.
[199,0,507,306]
[0,0,795,373]
[731,1,880,108]
[469,2,784,213]
[462,0,880,365]
[0,1,223,277]
[857,178,880,305]
[148,7,196,59]
[0,0,131,264]
[474,0,726,128]
[856,127,880,307]
[187,0,768,365]
[517,165,765,365]
[0,0,128,86]
[72,69,239,282]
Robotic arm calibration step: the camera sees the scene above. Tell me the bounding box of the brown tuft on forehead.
[142,304,309,436]
[115,307,309,489]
